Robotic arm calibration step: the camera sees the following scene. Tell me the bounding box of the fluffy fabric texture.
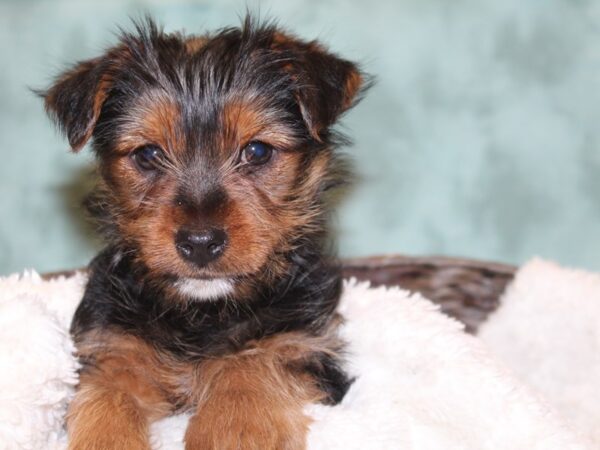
[0,263,594,449]
[0,271,85,450]
[480,259,600,448]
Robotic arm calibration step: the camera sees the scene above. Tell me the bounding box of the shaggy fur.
[42,16,367,450]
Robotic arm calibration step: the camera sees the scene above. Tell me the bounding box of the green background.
[1,0,599,275]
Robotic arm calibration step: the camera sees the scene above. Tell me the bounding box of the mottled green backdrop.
[1,0,599,275]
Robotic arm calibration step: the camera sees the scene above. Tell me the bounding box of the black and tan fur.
[43,16,368,450]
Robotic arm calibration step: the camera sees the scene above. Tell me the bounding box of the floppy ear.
[273,34,368,141]
[43,56,113,152]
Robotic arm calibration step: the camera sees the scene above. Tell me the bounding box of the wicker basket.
[341,255,515,333]
[44,255,516,334]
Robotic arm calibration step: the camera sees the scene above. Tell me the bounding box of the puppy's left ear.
[43,55,114,152]
[274,34,369,141]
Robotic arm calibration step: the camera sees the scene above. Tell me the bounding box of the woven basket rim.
[341,254,516,274]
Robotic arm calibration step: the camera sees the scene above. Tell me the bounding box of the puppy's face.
[44,19,364,300]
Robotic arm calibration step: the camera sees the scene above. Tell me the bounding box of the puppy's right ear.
[43,56,113,152]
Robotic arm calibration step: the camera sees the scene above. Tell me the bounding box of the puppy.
[43,16,367,450]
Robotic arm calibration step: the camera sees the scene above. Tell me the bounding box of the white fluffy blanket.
[0,259,597,449]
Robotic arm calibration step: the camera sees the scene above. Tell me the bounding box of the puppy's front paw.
[184,397,309,450]
[67,385,151,450]
[69,433,150,450]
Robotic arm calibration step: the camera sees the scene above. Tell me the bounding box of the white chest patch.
[175,278,234,301]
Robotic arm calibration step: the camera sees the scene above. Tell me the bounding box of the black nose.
[175,228,227,267]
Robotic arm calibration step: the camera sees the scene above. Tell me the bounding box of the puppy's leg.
[67,333,174,450]
[67,375,150,450]
[184,334,328,450]
[185,380,311,450]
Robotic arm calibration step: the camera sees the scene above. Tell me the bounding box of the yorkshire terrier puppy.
[43,16,366,450]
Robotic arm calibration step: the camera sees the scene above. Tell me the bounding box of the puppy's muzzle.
[175,228,227,267]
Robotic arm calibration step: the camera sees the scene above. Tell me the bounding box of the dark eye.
[241,141,273,166]
[132,145,165,172]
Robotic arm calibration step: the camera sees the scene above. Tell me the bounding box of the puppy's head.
[44,17,366,300]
